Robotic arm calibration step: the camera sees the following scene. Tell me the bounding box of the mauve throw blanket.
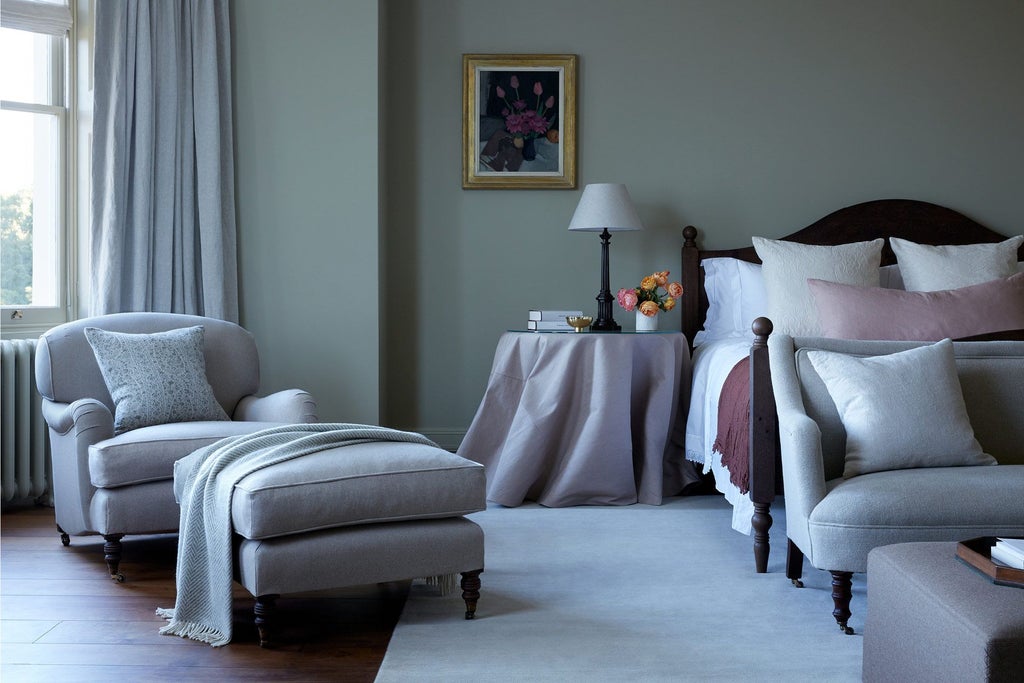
[712,357,751,494]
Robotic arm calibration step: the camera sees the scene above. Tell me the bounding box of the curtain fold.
[91,0,238,322]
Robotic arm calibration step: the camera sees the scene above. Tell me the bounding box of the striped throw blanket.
[157,423,438,646]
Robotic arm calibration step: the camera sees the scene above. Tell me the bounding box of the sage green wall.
[385,0,1024,446]
[232,0,381,424]
[233,1,1024,445]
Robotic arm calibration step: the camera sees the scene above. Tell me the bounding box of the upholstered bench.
[174,438,487,647]
[863,542,1024,682]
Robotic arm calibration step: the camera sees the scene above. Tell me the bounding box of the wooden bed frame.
[679,198,1024,573]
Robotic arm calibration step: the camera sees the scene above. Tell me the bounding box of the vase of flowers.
[617,270,683,332]
[496,76,555,162]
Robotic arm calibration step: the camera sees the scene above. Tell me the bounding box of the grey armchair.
[769,335,1024,634]
[36,312,318,580]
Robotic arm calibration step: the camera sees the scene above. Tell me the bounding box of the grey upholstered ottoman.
[215,441,487,646]
[864,542,1024,683]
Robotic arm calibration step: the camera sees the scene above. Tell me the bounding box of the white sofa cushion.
[806,339,995,478]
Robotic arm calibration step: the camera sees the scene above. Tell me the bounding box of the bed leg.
[751,502,772,573]
[786,539,804,587]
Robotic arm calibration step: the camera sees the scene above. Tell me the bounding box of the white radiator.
[0,339,51,504]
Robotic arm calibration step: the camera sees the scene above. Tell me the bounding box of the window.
[1,0,73,334]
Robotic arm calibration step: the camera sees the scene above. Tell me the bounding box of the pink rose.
[667,281,683,298]
[617,287,638,311]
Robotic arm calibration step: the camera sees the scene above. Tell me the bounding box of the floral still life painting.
[463,54,576,189]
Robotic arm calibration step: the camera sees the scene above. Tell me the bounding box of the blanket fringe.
[159,617,230,647]
[425,573,457,596]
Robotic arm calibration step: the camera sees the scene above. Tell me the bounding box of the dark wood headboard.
[680,199,1023,347]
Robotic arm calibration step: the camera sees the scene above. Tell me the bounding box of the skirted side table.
[457,331,696,507]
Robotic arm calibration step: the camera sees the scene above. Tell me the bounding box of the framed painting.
[462,54,577,189]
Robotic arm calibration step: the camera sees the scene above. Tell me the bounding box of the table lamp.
[568,183,643,331]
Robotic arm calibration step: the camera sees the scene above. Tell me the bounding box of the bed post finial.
[682,225,698,248]
[752,317,773,347]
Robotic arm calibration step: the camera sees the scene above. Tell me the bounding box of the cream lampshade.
[568,183,644,331]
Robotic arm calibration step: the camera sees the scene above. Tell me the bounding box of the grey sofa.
[768,335,1024,633]
[36,312,318,580]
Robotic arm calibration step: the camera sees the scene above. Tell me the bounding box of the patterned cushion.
[85,326,229,434]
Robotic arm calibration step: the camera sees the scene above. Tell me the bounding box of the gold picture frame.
[462,54,577,189]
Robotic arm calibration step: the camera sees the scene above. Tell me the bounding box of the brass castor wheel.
[791,578,804,588]
[111,573,125,583]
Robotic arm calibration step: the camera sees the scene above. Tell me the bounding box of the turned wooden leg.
[829,571,855,635]
[786,539,804,588]
[103,534,125,582]
[255,594,279,648]
[460,569,482,620]
[751,502,773,573]
[57,525,70,547]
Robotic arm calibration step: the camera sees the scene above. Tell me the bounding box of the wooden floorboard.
[0,505,409,682]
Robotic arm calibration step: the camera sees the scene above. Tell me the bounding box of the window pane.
[0,27,54,105]
[1,109,60,307]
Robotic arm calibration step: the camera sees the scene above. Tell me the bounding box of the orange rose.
[654,271,669,287]
[640,276,657,291]
[663,296,676,311]
[639,300,660,317]
[666,281,683,298]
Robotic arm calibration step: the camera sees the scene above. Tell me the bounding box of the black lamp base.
[590,228,621,332]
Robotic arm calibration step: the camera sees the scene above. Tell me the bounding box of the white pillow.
[695,258,768,344]
[752,237,884,336]
[890,235,1024,291]
[806,339,995,478]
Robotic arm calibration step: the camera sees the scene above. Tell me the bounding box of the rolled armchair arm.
[41,398,115,536]
[41,398,114,441]
[233,389,318,424]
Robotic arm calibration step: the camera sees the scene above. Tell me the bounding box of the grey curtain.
[91,0,238,322]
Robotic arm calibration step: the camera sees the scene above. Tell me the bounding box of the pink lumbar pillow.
[808,272,1024,341]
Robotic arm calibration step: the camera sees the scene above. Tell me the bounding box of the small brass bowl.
[565,315,593,333]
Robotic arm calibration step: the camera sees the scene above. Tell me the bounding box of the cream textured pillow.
[890,235,1024,291]
[752,237,883,336]
[806,339,995,478]
[85,326,229,434]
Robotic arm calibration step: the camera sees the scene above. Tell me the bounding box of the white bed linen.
[685,337,755,534]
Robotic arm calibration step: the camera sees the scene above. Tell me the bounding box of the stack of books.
[527,309,583,332]
[990,538,1024,569]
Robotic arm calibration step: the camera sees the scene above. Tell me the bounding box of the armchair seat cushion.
[90,421,287,488]
[807,465,1024,572]
[214,441,486,540]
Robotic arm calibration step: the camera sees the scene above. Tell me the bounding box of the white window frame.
[1,0,76,339]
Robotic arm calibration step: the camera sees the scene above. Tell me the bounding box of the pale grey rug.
[376,496,863,682]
